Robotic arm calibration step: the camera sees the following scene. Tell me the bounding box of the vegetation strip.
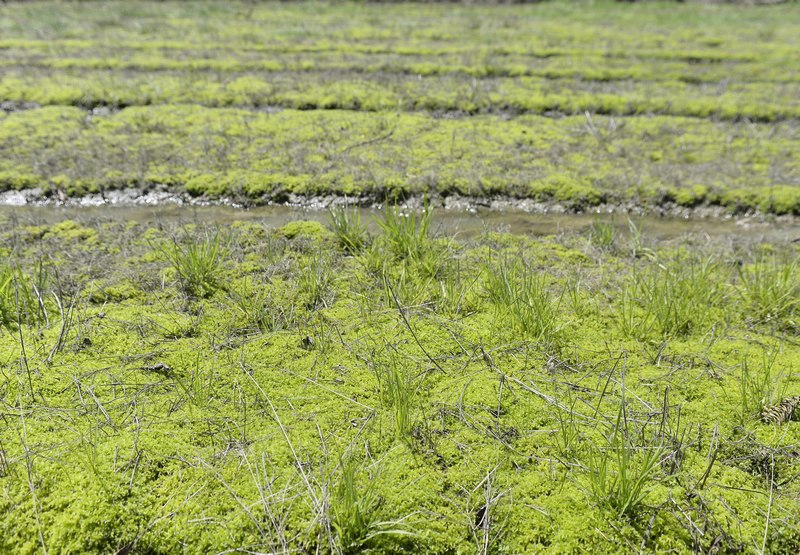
[2,69,798,121]
[0,105,798,215]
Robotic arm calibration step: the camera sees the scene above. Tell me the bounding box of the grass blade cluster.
[375,204,433,265]
[329,206,369,254]
[586,406,668,517]
[738,255,799,329]
[485,257,565,350]
[624,256,726,338]
[331,454,414,553]
[159,230,225,298]
[739,346,786,425]
[0,261,49,332]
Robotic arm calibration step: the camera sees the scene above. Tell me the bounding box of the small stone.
[144,362,171,375]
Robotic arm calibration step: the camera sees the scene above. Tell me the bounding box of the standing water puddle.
[1,205,798,244]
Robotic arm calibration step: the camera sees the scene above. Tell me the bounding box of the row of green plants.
[0,25,791,65]
[1,105,798,214]
[1,0,794,64]
[2,70,797,122]
[5,211,797,343]
[2,48,797,85]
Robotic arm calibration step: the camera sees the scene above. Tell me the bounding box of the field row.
[0,211,798,553]
[2,1,796,61]
[2,69,798,122]
[1,42,798,85]
[1,105,798,214]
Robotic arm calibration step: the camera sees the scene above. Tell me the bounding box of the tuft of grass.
[375,203,433,265]
[585,405,668,517]
[226,279,291,333]
[159,230,226,298]
[297,251,336,310]
[565,273,588,319]
[739,345,786,426]
[435,259,478,317]
[737,255,798,329]
[381,359,416,441]
[382,265,433,309]
[553,397,584,465]
[0,261,49,332]
[329,205,369,254]
[589,217,617,252]
[624,256,726,338]
[626,218,654,260]
[331,453,414,554]
[367,347,420,442]
[485,257,565,350]
[0,265,20,331]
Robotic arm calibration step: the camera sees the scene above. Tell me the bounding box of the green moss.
[0,215,799,552]
[277,220,334,242]
[674,184,709,208]
[1,0,800,546]
[721,188,761,214]
[758,185,800,216]
[43,220,99,244]
[0,170,43,191]
[0,104,796,214]
[185,174,227,197]
[88,279,143,303]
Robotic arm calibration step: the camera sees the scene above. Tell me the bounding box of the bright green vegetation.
[1,1,799,214]
[1,2,798,552]
[1,210,798,553]
[0,2,798,118]
[1,105,799,213]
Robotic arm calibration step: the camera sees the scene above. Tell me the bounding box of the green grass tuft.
[158,230,226,298]
[329,205,369,254]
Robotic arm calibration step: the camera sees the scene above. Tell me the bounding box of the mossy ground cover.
[1,105,799,214]
[0,209,799,553]
[1,1,799,214]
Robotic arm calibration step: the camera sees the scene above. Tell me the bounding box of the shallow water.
[1,204,798,244]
